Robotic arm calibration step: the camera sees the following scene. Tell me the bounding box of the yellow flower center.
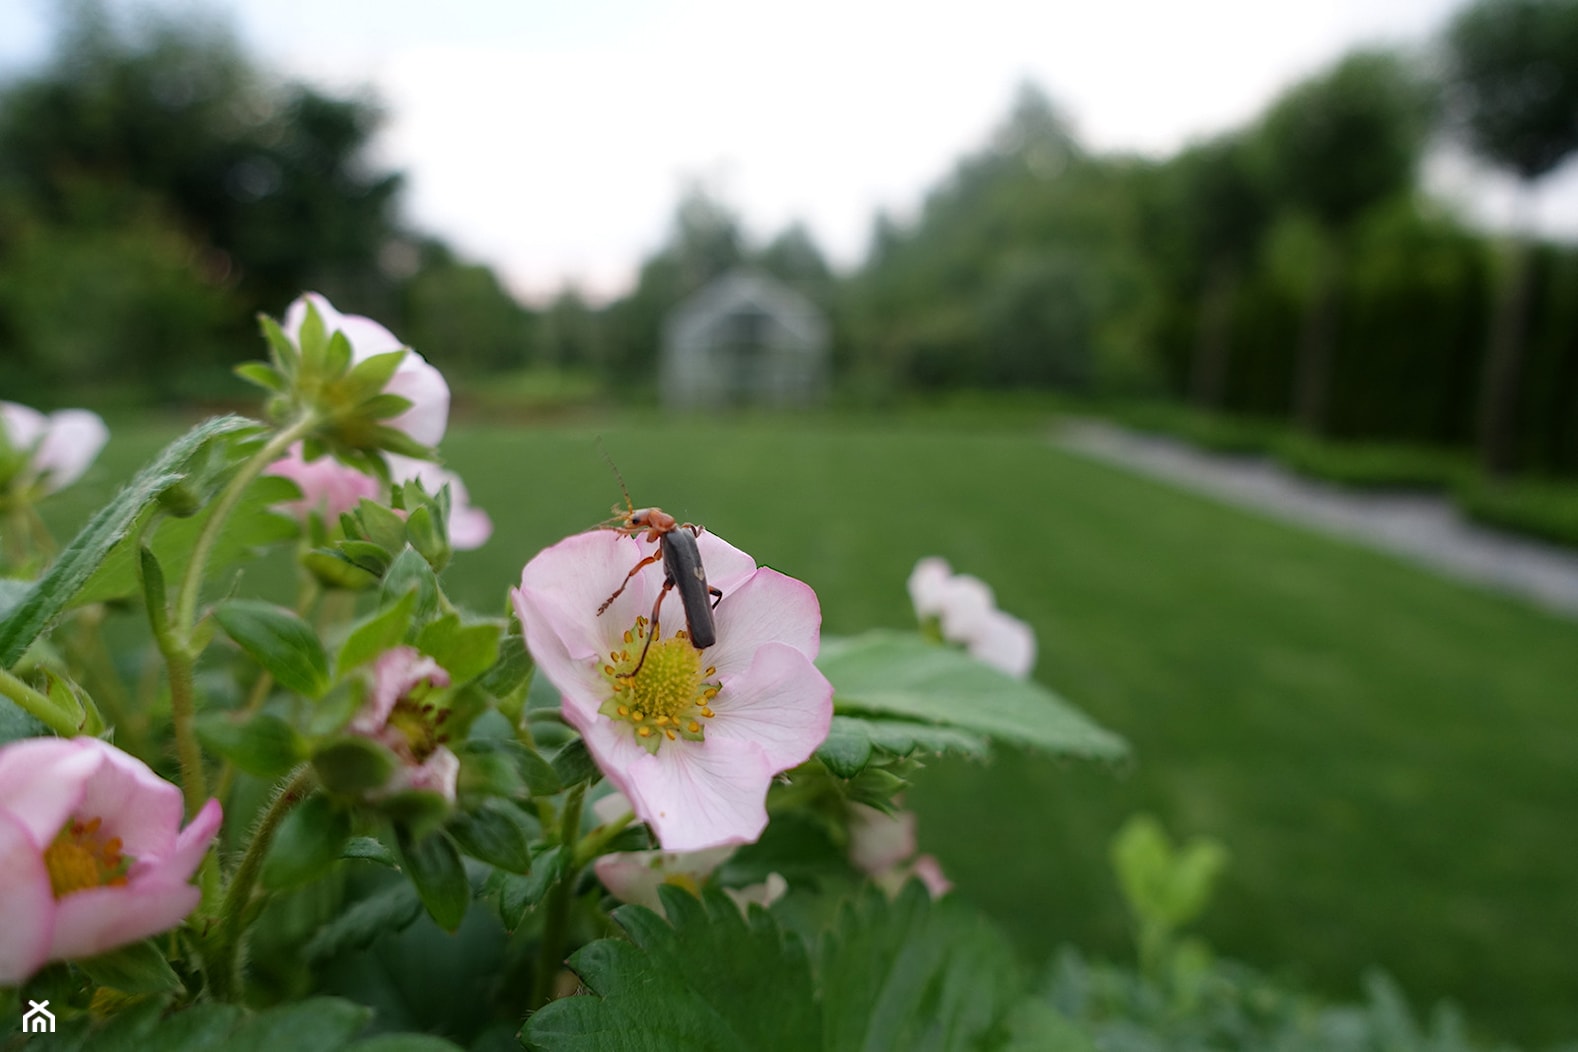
[387,695,448,764]
[43,816,130,898]
[599,616,721,755]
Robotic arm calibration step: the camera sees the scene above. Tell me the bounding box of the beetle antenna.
[596,437,635,517]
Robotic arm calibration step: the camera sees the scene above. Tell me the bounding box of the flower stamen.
[598,622,722,754]
[44,816,131,898]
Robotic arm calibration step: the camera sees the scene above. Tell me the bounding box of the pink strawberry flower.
[0,402,109,498]
[265,441,384,522]
[847,800,952,900]
[0,736,222,984]
[512,529,832,852]
[284,292,450,448]
[349,647,459,800]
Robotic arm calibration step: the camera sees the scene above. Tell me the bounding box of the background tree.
[1252,50,1436,434]
[1444,0,1578,474]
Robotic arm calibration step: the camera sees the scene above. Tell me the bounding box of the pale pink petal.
[403,746,459,801]
[0,737,97,844]
[48,881,202,961]
[446,504,493,550]
[705,570,823,680]
[691,530,760,594]
[266,443,383,522]
[591,791,636,827]
[32,409,108,493]
[0,810,55,984]
[283,292,345,338]
[907,557,955,619]
[724,872,788,912]
[338,315,406,360]
[73,740,187,859]
[0,401,49,451]
[352,648,449,734]
[847,803,918,876]
[705,643,832,772]
[149,798,223,882]
[594,845,733,912]
[383,356,450,447]
[623,737,775,851]
[966,610,1037,679]
[936,574,998,641]
[909,854,953,898]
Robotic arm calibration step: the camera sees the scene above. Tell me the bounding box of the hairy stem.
[206,767,315,1001]
[0,666,78,737]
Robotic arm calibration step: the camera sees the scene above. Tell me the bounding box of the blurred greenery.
[39,410,1578,1044]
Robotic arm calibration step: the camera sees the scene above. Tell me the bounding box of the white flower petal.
[906,556,955,618]
[707,642,833,773]
[966,609,1037,679]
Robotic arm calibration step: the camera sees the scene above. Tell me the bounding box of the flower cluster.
[0,737,221,984]
[262,294,491,550]
[907,556,1036,678]
[513,528,833,852]
[347,646,460,801]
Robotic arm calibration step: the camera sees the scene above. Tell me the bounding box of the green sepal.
[257,313,300,375]
[357,392,417,421]
[322,329,353,378]
[416,613,500,686]
[404,504,450,573]
[338,590,418,674]
[550,737,601,788]
[302,549,382,592]
[262,791,352,890]
[215,598,331,699]
[138,544,169,638]
[235,361,287,393]
[379,548,439,627]
[337,349,408,405]
[336,540,394,576]
[354,498,409,553]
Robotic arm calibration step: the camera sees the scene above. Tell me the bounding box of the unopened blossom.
[349,647,458,800]
[512,528,833,852]
[590,793,786,916]
[284,292,450,448]
[847,800,952,900]
[386,454,493,550]
[0,736,221,984]
[0,402,109,499]
[265,441,383,522]
[907,556,1036,679]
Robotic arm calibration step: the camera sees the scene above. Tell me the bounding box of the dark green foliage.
[1444,0,1578,181]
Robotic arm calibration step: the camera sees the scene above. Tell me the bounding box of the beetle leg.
[708,585,723,610]
[622,578,673,677]
[597,548,664,616]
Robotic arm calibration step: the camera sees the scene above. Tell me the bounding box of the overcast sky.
[5,0,1578,303]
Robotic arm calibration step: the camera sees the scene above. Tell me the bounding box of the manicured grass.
[42,410,1578,1044]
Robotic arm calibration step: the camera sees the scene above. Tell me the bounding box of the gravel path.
[1056,419,1578,620]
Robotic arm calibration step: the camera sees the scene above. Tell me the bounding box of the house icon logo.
[22,999,55,1034]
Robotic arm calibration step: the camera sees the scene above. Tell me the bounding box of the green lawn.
[43,410,1578,1044]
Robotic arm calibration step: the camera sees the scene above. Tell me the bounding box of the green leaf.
[404,503,449,572]
[994,999,1096,1052]
[816,715,988,778]
[0,415,254,666]
[226,997,371,1052]
[196,710,305,777]
[818,632,1127,760]
[478,630,534,701]
[337,591,418,674]
[302,549,382,592]
[75,937,185,994]
[354,499,409,553]
[447,799,533,872]
[345,1036,466,1052]
[819,884,1024,1052]
[397,826,470,932]
[1111,814,1229,932]
[262,792,352,890]
[525,886,821,1051]
[313,735,400,796]
[0,696,49,745]
[416,613,501,686]
[216,599,331,698]
[139,544,169,637]
[493,843,567,930]
[305,879,424,961]
[72,469,298,610]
